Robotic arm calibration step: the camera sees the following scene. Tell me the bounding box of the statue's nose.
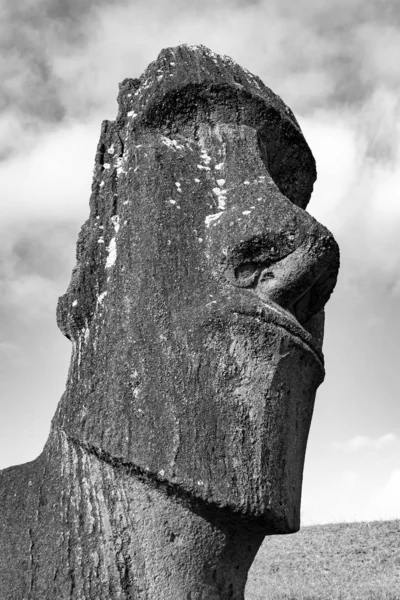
[253,231,339,324]
[221,217,339,326]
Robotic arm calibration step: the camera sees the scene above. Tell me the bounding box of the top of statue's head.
[115,44,316,210]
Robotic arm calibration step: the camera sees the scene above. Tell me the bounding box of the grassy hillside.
[245,520,400,600]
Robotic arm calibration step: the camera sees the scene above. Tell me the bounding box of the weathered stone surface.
[0,45,339,599]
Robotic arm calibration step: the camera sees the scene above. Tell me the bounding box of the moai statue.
[0,45,339,600]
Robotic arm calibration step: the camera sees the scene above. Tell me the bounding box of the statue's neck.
[32,430,265,599]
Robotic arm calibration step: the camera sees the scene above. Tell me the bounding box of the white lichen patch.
[175,182,182,193]
[103,163,111,170]
[98,237,105,244]
[83,326,90,344]
[99,181,105,188]
[198,237,203,243]
[197,164,210,171]
[123,200,129,205]
[197,480,204,486]
[170,61,175,66]
[105,238,117,269]
[243,180,250,185]
[161,137,184,151]
[242,210,251,215]
[212,181,227,210]
[72,300,78,307]
[127,111,138,118]
[216,178,225,187]
[215,162,224,171]
[97,291,107,305]
[111,215,120,233]
[205,212,223,227]
[169,199,176,205]
[200,150,212,165]
[194,178,200,183]
[218,197,226,210]
[115,157,126,177]
[107,144,115,154]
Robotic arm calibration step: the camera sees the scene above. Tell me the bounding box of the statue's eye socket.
[233,262,259,287]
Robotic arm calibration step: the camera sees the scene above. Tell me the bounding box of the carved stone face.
[56,46,339,533]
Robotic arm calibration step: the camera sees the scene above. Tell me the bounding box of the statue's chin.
[138,308,324,527]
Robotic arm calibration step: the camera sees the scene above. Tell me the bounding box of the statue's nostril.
[233,262,259,287]
[259,270,275,282]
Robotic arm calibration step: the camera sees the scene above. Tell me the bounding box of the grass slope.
[245,520,400,600]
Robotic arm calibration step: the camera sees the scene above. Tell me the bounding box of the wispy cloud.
[333,433,399,453]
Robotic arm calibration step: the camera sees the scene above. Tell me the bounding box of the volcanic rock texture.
[0,45,339,600]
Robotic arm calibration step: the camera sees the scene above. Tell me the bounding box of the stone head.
[56,45,339,533]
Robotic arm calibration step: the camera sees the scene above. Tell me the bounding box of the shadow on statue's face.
[57,119,338,533]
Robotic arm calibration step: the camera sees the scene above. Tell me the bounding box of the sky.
[0,0,399,525]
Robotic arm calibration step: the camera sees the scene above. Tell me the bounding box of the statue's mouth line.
[234,300,324,369]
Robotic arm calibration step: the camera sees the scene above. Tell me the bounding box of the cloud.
[0,118,97,323]
[305,92,400,294]
[333,433,399,453]
[0,119,97,223]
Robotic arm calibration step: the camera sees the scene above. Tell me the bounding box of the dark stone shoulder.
[0,459,42,600]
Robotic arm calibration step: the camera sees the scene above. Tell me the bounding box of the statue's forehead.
[117,45,316,209]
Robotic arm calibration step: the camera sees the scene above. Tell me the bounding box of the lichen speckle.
[205,212,223,227]
[97,291,107,305]
[111,215,120,234]
[162,137,184,151]
[105,238,117,269]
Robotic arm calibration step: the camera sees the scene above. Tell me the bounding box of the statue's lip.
[199,292,324,368]
[234,298,324,368]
